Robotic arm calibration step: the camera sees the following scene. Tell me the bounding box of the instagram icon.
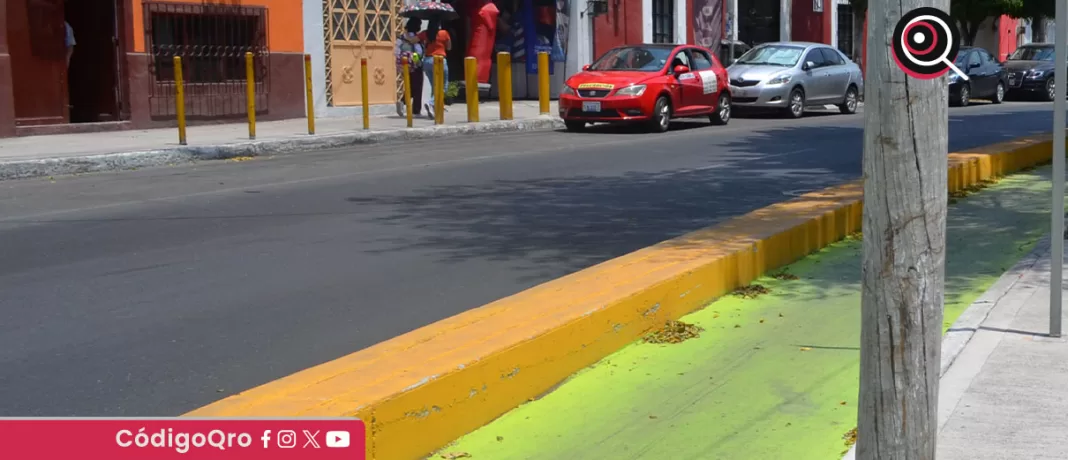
[276,430,297,449]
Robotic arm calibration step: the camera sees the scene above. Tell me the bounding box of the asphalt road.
[0,101,1057,417]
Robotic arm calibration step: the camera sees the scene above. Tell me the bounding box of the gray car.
[727,42,864,118]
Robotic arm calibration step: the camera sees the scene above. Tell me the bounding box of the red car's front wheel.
[648,96,671,133]
[710,93,731,126]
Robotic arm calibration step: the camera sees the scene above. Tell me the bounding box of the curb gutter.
[0,117,563,181]
[189,133,1061,460]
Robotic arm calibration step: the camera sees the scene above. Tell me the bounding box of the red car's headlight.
[615,84,647,97]
[562,86,576,95]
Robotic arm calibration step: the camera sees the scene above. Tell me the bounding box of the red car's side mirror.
[582,64,591,71]
[674,65,690,75]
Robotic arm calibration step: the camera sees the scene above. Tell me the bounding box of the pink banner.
[0,418,366,459]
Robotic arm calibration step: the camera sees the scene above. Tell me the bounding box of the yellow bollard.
[497,52,512,120]
[402,58,413,128]
[464,56,479,122]
[304,54,315,135]
[173,56,187,145]
[246,52,256,140]
[537,51,550,115]
[433,55,445,125]
[360,58,370,130]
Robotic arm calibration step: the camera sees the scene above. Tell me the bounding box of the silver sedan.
[727,42,863,118]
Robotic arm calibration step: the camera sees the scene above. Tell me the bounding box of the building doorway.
[5,0,124,126]
[738,0,779,46]
[65,0,124,123]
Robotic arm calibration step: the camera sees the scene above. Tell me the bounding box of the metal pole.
[465,56,479,122]
[538,52,550,115]
[174,56,187,146]
[1052,0,1065,338]
[402,58,413,128]
[361,58,370,130]
[305,54,316,135]
[729,0,738,63]
[245,52,256,140]
[498,52,513,120]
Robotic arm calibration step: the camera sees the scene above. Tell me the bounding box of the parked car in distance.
[717,39,751,66]
[1003,43,1058,101]
[726,42,863,118]
[560,44,731,133]
[949,46,1007,107]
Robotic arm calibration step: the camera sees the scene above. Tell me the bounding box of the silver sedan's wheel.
[786,88,804,119]
[839,86,858,114]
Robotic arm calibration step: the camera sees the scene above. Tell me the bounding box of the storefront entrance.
[5,0,125,126]
[738,0,779,45]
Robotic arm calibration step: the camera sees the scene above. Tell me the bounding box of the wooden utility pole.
[857,0,948,458]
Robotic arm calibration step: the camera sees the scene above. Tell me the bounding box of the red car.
[560,44,732,132]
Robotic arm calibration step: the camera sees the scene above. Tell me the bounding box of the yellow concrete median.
[188,133,1061,460]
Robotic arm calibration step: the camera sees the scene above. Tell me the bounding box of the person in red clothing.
[465,0,499,86]
[418,20,452,117]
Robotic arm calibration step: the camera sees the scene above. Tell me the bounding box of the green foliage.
[1013,0,1054,19]
[950,0,1022,44]
[846,0,1052,45]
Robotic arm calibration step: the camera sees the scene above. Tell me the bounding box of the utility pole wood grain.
[857,0,948,458]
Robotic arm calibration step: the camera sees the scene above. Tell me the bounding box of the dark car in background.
[1003,43,1057,101]
[949,46,1007,107]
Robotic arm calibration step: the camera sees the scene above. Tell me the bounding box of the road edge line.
[187,134,1059,460]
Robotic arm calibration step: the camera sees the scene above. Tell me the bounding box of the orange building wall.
[130,0,304,53]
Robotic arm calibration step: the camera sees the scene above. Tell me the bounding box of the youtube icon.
[325,431,350,448]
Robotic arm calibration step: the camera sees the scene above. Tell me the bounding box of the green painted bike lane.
[440,166,1056,460]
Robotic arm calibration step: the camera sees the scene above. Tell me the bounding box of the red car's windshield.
[588,46,673,72]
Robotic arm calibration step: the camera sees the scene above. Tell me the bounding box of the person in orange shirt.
[418,20,452,118]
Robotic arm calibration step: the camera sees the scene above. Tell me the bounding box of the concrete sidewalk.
[0,100,560,180]
[937,236,1068,459]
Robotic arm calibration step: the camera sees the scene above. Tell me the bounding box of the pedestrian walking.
[395,18,425,117]
[64,21,76,67]
[418,19,451,118]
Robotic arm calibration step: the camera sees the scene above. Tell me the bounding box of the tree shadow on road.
[347,111,1051,286]
[352,123,865,283]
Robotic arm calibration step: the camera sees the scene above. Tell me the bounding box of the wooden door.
[7,0,68,125]
[327,0,399,106]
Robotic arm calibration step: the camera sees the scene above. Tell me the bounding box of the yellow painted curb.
[187,134,1061,460]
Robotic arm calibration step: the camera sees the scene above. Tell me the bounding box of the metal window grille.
[652,0,674,44]
[144,2,270,119]
[837,4,854,57]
